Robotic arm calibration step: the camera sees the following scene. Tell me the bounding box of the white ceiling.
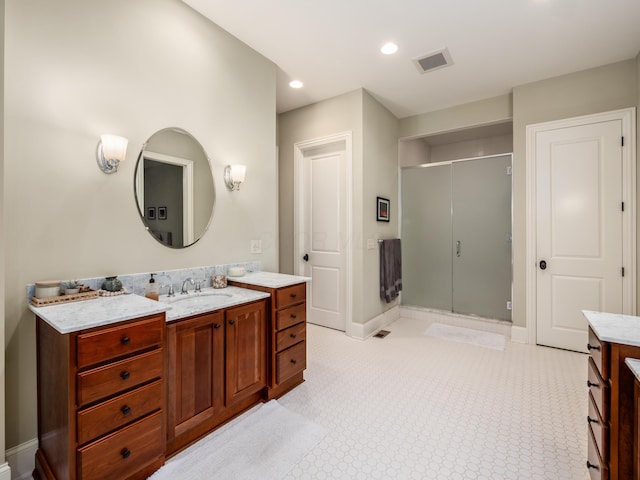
[183,0,640,119]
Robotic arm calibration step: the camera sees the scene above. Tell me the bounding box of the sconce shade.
[224,164,246,191]
[97,134,128,174]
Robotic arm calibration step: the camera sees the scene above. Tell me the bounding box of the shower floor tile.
[279,317,588,479]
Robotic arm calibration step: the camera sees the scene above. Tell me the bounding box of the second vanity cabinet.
[166,299,267,455]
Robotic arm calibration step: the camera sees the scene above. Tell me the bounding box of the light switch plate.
[251,240,262,254]
[367,239,376,250]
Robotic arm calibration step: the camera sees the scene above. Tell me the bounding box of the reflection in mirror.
[135,128,215,248]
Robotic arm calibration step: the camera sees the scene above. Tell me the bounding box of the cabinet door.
[166,311,225,440]
[226,301,267,404]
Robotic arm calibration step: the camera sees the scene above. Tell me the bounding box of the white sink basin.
[160,291,233,306]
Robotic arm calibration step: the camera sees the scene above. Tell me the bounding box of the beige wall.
[512,59,637,327]
[399,134,513,167]
[5,0,276,448]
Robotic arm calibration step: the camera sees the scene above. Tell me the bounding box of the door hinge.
[506,166,512,176]
[622,267,625,277]
[622,136,625,147]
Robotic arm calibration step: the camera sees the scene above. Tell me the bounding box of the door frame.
[293,132,353,336]
[525,108,636,345]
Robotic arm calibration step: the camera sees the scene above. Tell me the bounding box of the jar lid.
[35,280,61,287]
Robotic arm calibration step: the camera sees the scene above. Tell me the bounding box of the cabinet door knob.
[290,333,297,338]
[587,343,601,351]
[587,380,599,389]
[587,415,598,425]
[291,359,297,365]
[121,448,131,459]
[229,319,235,326]
[291,314,297,319]
[586,461,599,470]
[291,293,297,298]
[121,336,131,345]
[121,405,131,416]
[121,371,131,380]
[214,323,221,330]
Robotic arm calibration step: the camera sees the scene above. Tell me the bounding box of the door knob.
[539,260,547,270]
[303,254,309,262]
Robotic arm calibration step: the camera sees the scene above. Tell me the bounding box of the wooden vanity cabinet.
[587,326,640,480]
[165,299,267,455]
[229,280,307,399]
[34,313,166,480]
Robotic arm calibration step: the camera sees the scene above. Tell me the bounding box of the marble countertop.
[583,310,640,347]
[227,271,311,289]
[30,294,169,334]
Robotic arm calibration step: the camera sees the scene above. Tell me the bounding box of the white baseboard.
[510,325,529,344]
[6,438,36,480]
[0,462,11,480]
[350,305,400,340]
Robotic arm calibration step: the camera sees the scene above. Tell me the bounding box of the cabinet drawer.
[587,426,609,480]
[77,380,163,445]
[276,341,306,384]
[275,284,306,310]
[77,315,164,369]
[588,327,609,380]
[77,410,163,480]
[588,357,609,421]
[276,323,305,352]
[276,303,306,331]
[77,349,163,407]
[588,391,608,462]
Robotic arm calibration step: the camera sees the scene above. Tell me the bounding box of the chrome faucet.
[181,278,194,294]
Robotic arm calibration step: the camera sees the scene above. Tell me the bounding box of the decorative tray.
[30,289,99,307]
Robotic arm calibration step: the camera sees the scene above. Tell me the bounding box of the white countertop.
[227,271,311,289]
[30,294,169,334]
[583,310,640,347]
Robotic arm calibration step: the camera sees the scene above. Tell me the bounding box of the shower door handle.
[456,241,461,257]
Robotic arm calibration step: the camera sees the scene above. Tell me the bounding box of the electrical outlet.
[250,240,262,254]
[506,301,512,311]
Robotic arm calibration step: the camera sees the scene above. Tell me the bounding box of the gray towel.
[380,239,402,303]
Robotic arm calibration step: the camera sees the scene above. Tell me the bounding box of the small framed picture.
[377,197,390,222]
[147,207,156,220]
[158,206,167,220]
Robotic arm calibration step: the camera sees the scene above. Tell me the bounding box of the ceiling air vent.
[413,48,454,74]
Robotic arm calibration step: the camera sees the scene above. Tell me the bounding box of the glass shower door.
[401,164,452,311]
[452,155,512,320]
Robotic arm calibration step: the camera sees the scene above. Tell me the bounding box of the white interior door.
[535,120,624,352]
[296,137,349,332]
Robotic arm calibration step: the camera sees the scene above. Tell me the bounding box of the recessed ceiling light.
[381,42,399,55]
[289,80,303,89]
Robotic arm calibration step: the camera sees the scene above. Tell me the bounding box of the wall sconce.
[224,165,246,191]
[97,134,128,174]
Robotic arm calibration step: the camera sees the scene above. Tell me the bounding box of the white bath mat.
[425,322,506,351]
[149,400,325,480]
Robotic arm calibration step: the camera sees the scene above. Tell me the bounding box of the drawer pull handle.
[214,323,221,330]
[121,405,131,416]
[229,320,236,326]
[587,380,599,389]
[586,461,599,471]
[121,336,131,345]
[587,343,601,351]
[587,415,598,425]
[291,314,297,319]
[290,333,297,338]
[121,448,131,459]
[121,371,131,380]
[291,293,297,298]
[291,359,297,365]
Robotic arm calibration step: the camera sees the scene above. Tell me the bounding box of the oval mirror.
[134,128,215,248]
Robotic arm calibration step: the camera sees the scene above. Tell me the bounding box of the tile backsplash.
[26,261,261,299]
